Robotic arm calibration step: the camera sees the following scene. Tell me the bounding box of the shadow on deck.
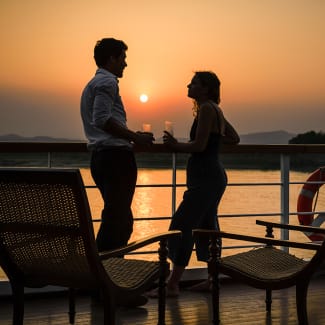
[1,274,325,325]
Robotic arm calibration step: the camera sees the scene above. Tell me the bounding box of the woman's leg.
[166,264,185,296]
[166,184,219,293]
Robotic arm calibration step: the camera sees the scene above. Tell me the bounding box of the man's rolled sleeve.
[93,83,116,129]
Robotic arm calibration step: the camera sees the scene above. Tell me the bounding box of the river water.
[82,168,325,265]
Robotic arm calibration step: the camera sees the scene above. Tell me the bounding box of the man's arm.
[104,117,154,145]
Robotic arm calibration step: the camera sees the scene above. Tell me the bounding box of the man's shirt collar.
[96,68,118,80]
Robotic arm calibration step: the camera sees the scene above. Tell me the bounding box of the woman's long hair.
[192,71,221,116]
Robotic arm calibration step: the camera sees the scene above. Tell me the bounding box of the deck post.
[280,154,290,252]
[47,152,52,168]
[171,153,177,215]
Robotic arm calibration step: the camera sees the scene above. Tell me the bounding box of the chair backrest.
[0,168,100,288]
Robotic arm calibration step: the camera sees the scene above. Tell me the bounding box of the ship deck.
[1,274,325,324]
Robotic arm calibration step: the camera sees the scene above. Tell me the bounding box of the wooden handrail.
[1,142,325,154]
[256,220,325,234]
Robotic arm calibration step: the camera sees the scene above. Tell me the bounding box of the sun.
[139,94,148,103]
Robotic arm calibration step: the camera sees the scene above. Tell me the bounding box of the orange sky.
[0,0,324,139]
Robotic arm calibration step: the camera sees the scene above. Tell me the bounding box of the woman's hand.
[163,131,178,148]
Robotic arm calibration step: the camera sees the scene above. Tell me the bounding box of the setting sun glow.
[139,94,148,103]
[1,1,324,139]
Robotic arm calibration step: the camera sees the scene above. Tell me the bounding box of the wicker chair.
[0,168,181,325]
[194,220,325,325]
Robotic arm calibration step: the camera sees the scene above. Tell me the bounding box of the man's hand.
[134,131,155,145]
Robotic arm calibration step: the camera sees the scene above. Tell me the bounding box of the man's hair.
[94,38,128,67]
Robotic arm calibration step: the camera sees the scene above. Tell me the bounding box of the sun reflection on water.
[80,168,325,263]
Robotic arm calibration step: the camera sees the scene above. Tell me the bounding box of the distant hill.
[0,131,296,144]
[0,134,84,142]
[239,130,296,144]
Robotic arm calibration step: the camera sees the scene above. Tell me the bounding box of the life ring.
[297,167,325,241]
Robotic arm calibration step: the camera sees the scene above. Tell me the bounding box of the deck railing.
[1,141,325,294]
[1,142,325,252]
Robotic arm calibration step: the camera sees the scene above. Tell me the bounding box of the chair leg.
[265,289,272,312]
[296,282,309,325]
[157,277,167,325]
[12,282,24,325]
[68,288,76,324]
[158,238,169,325]
[211,270,220,325]
[207,235,221,325]
[103,291,115,325]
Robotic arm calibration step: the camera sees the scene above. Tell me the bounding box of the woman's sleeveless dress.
[168,116,227,266]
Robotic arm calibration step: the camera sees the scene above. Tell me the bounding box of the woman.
[162,71,239,296]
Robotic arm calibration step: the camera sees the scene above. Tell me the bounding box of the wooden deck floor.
[1,275,325,325]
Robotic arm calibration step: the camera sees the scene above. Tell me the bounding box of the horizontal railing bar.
[91,210,325,222]
[135,182,325,187]
[133,217,171,221]
[85,184,178,187]
[289,181,325,185]
[296,211,325,215]
[216,211,325,217]
[209,182,285,186]
[218,213,282,218]
[85,183,285,188]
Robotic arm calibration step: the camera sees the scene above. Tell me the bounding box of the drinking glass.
[142,123,152,133]
[164,121,174,136]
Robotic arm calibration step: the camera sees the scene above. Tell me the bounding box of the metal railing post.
[47,152,52,168]
[280,154,290,251]
[171,153,177,215]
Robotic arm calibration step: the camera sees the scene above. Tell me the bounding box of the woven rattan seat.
[222,247,307,281]
[0,168,181,325]
[194,220,325,325]
[102,257,160,288]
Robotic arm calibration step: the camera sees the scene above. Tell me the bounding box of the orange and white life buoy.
[297,167,325,242]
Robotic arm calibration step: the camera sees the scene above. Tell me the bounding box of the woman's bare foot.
[146,285,179,298]
[166,284,180,297]
[187,279,212,292]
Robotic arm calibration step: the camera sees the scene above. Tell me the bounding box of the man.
[80,38,154,253]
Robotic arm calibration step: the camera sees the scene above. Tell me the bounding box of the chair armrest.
[99,230,181,259]
[193,229,320,251]
[256,219,325,234]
